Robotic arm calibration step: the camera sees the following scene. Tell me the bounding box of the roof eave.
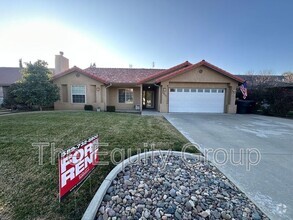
[138,61,192,84]
[52,66,108,84]
[155,60,245,83]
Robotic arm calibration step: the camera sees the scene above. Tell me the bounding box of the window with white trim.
[72,85,86,103]
[118,88,133,104]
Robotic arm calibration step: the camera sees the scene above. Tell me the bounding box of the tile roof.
[53,60,244,85]
[52,66,108,84]
[155,60,245,83]
[0,67,22,86]
[84,67,164,84]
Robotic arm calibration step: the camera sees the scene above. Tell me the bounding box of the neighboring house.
[0,65,55,105]
[53,54,244,113]
[0,67,22,104]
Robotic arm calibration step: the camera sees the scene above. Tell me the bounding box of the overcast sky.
[0,0,292,75]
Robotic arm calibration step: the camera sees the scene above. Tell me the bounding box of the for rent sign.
[59,135,99,200]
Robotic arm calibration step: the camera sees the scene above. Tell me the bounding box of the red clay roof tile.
[52,60,243,85]
[84,67,164,84]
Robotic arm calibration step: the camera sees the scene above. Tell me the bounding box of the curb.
[82,150,203,220]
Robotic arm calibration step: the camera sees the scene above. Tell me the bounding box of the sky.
[0,0,292,75]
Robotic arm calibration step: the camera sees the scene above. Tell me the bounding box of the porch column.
[140,84,143,112]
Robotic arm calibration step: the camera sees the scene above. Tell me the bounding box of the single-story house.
[53,53,244,113]
[0,67,22,104]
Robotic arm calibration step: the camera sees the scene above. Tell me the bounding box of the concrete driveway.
[164,113,293,220]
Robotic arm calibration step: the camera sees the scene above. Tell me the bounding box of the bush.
[106,106,115,112]
[84,105,93,111]
[287,111,293,117]
[266,87,293,116]
[237,87,293,117]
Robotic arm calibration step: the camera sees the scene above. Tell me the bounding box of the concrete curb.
[82,150,203,220]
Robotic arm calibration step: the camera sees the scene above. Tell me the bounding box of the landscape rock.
[95,155,268,220]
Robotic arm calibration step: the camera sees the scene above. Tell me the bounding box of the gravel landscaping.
[96,154,269,220]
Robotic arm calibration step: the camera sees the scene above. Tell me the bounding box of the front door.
[143,90,155,109]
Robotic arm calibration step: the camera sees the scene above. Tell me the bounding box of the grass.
[0,111,195,219]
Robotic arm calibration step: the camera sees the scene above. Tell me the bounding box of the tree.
[3,83,24,108]
[244,70,277,89]
[283,72,293,83]
[8,60,59,111]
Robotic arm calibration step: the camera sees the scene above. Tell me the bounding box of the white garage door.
[169,88,225,113]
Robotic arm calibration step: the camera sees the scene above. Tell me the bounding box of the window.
[198,89,203,93]
[72,85,86,103]
[119,88,133,103]
[184,88,190,92]
[211,89,217,93]
[218,89,224,93]
[204,89,210,93]
[177,88,183,92]
[191,89,197,92]
[170,88,175,92]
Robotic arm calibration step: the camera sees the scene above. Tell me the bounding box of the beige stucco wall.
[53,71,106,110]
[159,66,238,113]
[107,86,141,110]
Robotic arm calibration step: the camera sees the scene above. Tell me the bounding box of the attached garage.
[152,60,244,113]
[169,88,225,113]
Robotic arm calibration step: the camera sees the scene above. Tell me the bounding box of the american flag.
[240,81,248,99]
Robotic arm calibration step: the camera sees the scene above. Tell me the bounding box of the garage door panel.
[169,88,225,113]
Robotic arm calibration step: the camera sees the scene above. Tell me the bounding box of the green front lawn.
[0,111,194,219]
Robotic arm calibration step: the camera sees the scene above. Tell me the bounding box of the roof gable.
[155,60,244,83]
[52,66,108,84]
[137,61,192,84]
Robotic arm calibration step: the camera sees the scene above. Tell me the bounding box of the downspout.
[105,83,112,89]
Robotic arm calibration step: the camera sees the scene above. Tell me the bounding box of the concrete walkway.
[141,110,164,116]
[164,113,293,220]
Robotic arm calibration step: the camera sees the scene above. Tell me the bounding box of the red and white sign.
[58,135,99,200]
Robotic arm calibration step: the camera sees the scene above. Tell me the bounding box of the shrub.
[265,87,293,116]
[287,111,293,118]
[237,87,293,117]
[84,105,93,111]
[106,106,115,112]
